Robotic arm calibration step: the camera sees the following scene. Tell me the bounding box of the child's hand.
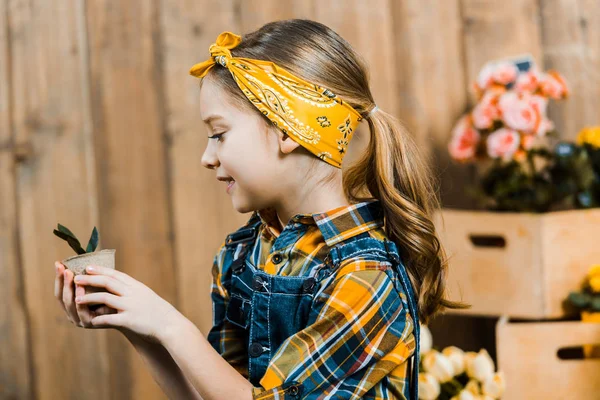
[54,261,116,328]
[69,265,181,344]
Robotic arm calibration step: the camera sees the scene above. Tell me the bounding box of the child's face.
[199,78,301,214]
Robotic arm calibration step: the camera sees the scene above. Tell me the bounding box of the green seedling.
[53,224,99,255]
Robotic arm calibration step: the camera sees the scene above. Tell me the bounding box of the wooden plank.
[6,0,110,399]
[314,0,398,117]
[462,0,543,105]
[390,0,474,208]
[433,208,600,318]
[158,0,249,338]
[85,1,175,399]
[497,318,600,398]
[539,0,600,140]
[0,1,34,398]
[239,0,314,33]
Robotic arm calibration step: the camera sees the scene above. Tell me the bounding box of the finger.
[75,284,94,328]
[93,305,118,316]
[54,262,67,313]
[91,312,123,329]
[84,265,135,286]
[63,269,82,326]
[73,275,129,297]
[76,292,125,310]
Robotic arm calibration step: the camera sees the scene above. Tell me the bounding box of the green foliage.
[471,142,600,212]
[53,224,99,255]
[566,283,600,313]
[568,291,592,309]
[591,297,600,312]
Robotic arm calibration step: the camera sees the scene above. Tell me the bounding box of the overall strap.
[224,212,263,274]
[317,236,420,399]
[383,239,420,400]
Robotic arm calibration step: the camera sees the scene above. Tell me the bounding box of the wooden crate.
[496,317,600,399]
[432,208,600,318]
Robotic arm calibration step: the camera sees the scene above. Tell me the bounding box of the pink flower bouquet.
[447,56,574,212]
[449,57,568,165]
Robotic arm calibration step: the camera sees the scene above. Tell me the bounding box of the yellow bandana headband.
[189,31,363,168]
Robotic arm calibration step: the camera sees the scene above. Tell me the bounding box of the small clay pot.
[62,249,116,299]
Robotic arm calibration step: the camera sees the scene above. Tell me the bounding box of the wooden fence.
[1,0,598,398]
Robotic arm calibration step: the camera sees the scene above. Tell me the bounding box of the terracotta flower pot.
[62,249,116,297]
[581,311,600,358]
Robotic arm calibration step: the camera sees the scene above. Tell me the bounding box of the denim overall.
[222,212,421,399]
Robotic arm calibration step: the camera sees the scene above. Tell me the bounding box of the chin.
[231,196,255,214]
[231,192,266,215]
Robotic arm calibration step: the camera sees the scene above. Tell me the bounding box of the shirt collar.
[256,199,385,246]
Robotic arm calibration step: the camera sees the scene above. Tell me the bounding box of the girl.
[54,19,464,399]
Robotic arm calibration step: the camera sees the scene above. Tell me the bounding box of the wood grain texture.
[5,0,111,399]
[86,1,175,399]
[540,0,600,140]
[314,0,398,116]
[497,317,600,398]
[1,0,600,398]
[462,0,544,104]
[390,0,476,209]
[158,0,249,338]
[0,1,34,399]
[433,208,600,318]
[239,0,314,33]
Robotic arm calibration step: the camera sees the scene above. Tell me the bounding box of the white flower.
[422,350,455,383]
[420,324,433,353]
[482,371,506,398]
[465,379,481,395]
[465,349,495,382]
[418,373,441,400]
[450,389,477,400]
[442,346,466,376]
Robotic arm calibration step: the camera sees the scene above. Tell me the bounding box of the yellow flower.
[589,264,600,279]
[576,126,600,148]
[590,276,600,293]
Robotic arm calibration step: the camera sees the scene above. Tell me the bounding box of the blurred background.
[1,0,599,399]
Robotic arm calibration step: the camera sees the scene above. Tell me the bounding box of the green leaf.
[591,297,600,312]
[568,292,591,309]
[57,223,78,240]
[53,224,86,255]
[86,226,99,253]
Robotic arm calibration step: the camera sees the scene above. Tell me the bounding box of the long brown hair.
[200,19,468,324]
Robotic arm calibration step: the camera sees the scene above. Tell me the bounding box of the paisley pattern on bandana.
[189,31,364,168]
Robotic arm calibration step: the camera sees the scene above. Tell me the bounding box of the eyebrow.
[202,114,224,124]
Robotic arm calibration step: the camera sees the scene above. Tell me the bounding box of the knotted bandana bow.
[189,31,363,168]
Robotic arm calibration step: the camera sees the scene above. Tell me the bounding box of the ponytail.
[343,107,469,324]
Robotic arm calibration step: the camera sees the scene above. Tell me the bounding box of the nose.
[201,142,219,169]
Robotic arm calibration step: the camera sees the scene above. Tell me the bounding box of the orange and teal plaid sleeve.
[251,259,416,399]
[206,241,250,379]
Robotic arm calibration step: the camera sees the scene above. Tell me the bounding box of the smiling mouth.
[226,180,235,193]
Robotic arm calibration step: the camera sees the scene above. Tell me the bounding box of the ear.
[277,130,300,154]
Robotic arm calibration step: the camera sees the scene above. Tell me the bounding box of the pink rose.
[476,62,518,90]
[522,134,536,150]
[498,92,541,133]
[487,128,521,160]
[491,62,519,85]
[472,90,502,129]
[528,94,549,116]
[448,116,481,162]
[535,118,555,137]
[514,67,543,93]
[539,70,569,99]
[476,63,495,91]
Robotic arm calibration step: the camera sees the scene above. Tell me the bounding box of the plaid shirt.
[208,200,416,399]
